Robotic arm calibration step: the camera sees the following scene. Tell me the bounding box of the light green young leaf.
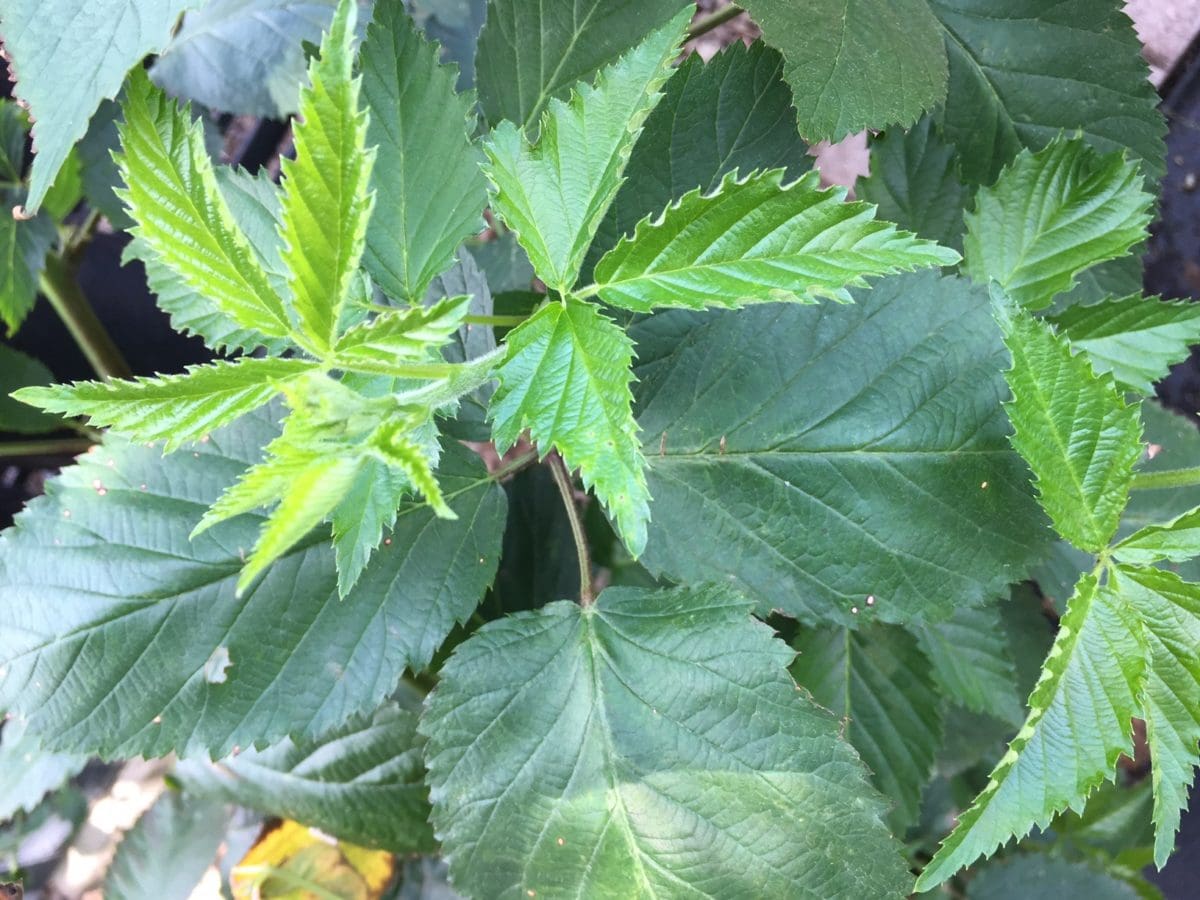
[1111,564,1200,868]
[588,168,959,311]
[0,201,56,336]
[1114,506,1200,566]
[14,358,312,453]
[0,713,88,821]
[481,9,691,294]
[278,0,375,352]
[104,791,229,900]
[177,702,434,853]
[361,1,485,303]
[490,299,648,555]
[858,115,968,251]
[333,296,470,374]
[474,0,687,130]
[331,459,409,598]
[1047,295,1200,395]
[116,69,292,340]
[738,0,947,143]
[420,585,912,898]
[915,574,1145,891]
[0,0,202,214]
[792,624,943,831]
[585,40,813,276]
[964,138,1154,311]
[0,408,506,758]
[1001,309,1143,553]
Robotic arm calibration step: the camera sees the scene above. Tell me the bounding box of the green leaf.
[739,0,946,143]
[361,1,485,304]
[634,271,1048,626]
[14,358,312,453]
[0,409,506,758]
[1047,295,1200,395]
[1001,309,1143,552]
[0,713,88,821]
[968,854,1153,900]
[0,0,202,214]
[474,0,688,130]
[585,39,812,276]
[481,10,690,294]
[1114,506,1200,566]
[490,299,648,555]
[420,585,912,898]
[928,0,1166,187]
[278,0,375,352]
[178,702,434,853]
[0,201,56,336]
[912,603,1024,726]
[792,624,943,831]
[331,459,409,599]
[78,97,132,229]
[42,146,84,222]
[588,168,959,312]
[333,297,470,374]
[0,345,57,435]
[104,791,229,900]
[1111,565,1200,868]
[915,574,1145,891]
[116,69,292,340]
[151,0,353,118]
[857,115,967,251]
[964,139,1154,311]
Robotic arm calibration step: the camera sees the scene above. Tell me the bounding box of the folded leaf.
[178,702,435,853]
[490,299,648,555]
[116,69,292,339]
[420,585,912,898]
[1114,506,1200,566]
[589,168,959,311]
[334,296,470,373]
[278,0,375,352]
[1048,295,1200,395]
[481,10,691,294]
[0,409,506,758]
[964,138,1154,311]
[1111,564,1200,868]
[916,574,1145,891]
[792,624,943,831]
[14,358,313,453]
[1001,310,1143,552]
[361,2,485,303]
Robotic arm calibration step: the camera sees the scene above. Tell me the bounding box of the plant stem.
[490,447,540,481]
[1130,466,1200,491]
[0,437,94,458]
[686,2,744,40]
[548,452,594,606]
[464,314,530,327]
[39,254,131,381]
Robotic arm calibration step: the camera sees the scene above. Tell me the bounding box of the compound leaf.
[964,138,1153,311]
[474,0,687,130]
[420,585,912,898]
[634,271,1048,626]
[481,10,690,294]
[116,69,292,340]
[178,701,434,853]
[0,0,201,214]
[1001,310,1143,553]
[915,574,1145,891]
[278,0,375,353]
[589,168,959,312]
[738,0,948,143]
[1048,295,1200,395]
[361,1,485,304]
[1111,565,1200,868]
[0,408,506,758]
[792,624,943,831]
[14,357,313,453]
[491,299,647,555]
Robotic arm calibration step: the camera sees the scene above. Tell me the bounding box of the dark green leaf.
[0,345,57,435]
[0,713,88,821]
[0,204,56,336]
[968,854,1152,900]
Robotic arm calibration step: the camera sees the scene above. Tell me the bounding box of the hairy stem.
[548,452,594,606]
[490,447,540,481]
[39,253,131,381]
[0,437,94,458]
[1130,466,1200,491]
[687,2,745,41]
